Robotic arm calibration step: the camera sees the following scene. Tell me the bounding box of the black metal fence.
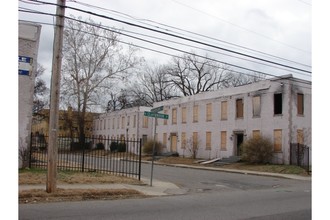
[290,143,311,174]
[29,134,142,180]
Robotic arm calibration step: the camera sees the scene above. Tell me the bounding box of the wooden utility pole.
[47,0,66,193]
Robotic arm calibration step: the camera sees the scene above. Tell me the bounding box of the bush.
[110,142,118,152]
[118,143,126,152]
[96,142,105,150]
[241,136,273,164]
[143,140,163,155]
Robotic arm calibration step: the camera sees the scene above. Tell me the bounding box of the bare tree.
[166,53,233,96]
[224,72,266,88]
[33,63,49,114]
[61,16,141,142]
[128,63,178,106]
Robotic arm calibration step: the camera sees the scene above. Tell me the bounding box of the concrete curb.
[142,160,312,181]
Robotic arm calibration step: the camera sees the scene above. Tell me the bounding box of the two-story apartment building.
[93,106,153,151]
[152,75,311,165]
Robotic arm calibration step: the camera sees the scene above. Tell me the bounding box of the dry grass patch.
[20,188,147,204]
[19,169,142,185]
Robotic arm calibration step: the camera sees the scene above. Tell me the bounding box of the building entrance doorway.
[235,133,244,156]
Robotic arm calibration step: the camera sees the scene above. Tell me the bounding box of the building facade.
[152,75,311,165]
[92,106,153,150]
[19,21,41,167]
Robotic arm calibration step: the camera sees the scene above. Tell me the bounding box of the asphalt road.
[19,163,311,220]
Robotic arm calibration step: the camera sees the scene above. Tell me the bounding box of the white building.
[19,21,41,167]
[152,75,311,165]
[93,106,153,150]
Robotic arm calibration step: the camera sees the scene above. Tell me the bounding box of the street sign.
[150,106,164,113]
[18,56,33,76]
[144,111,169,119]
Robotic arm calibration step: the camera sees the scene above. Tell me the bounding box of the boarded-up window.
[274,93,282,115]
[206,103,212,121]
[206,132,212,150]
[117,118,120,129]
[121,116,125,129]
[236,99,244,118]
[104,120,106,129]
[221,131,227,150]
[297,93,304,115]
[127,116,130,126]
[182,107,187,123]
[172,108,177,124]
[297,129,304,144]
[274,129,282,152]
[193,132,198,149]
[221,101,228,120]
[108,119,110,129]
[252,130,261,139]
[112,118,115,129]
[164,110,168,125]
[252,96,261,117]
[163,133,167,147]
[133,115,136,128]
[193,105,199,122]
[143,116,148,128]
[181,132,186,149]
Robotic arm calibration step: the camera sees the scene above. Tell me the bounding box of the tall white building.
[152,75,311,165]
[19,21,41,167]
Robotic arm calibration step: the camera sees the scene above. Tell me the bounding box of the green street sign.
[150,106,164,113]
[144,111,169,119]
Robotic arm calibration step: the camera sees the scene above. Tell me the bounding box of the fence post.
[29,133,33,168]
[82,137,85,172]
[138,138,142,181]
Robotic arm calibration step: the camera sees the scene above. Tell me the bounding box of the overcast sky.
[18,0,312,84]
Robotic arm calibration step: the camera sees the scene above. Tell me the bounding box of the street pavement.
[19,161,311,197]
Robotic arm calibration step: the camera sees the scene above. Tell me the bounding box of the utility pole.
[47,0,66,193]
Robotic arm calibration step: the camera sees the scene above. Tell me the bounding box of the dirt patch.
[20,188,148,204]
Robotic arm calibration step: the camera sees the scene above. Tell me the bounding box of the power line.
[18,9,312,88]
[21,0,312,74]
[171,0,311,55]
[72,0,311,69]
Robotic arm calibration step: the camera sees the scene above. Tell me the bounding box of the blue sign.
[18,56,33,76]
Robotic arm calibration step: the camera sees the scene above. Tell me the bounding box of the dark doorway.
[236,133,244,156]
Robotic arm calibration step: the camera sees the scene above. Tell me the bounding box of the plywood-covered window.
[127,116,130,126]
[297,93,304,115]
[181,132,186,149]
[133,115,136,128]
[193,132,198,149]
[193,105,199,123]
[236,99,244,118]
[252,96,261,117]
[142,116,148,128]
[274,93,282,115]
[221,101,228,120]
[121,116,125,129]
[297,129,304,144]
[163,133,167,147]
[274,129,282,152]
[172,108,177,124]
[252,130,261,139]
[181,107,187,124]
[112,118,115,129]
[117,118,120,129]
[221,131,227,150]
[206,103,212,121]
[164,110,168,125]
[206,132,212,150]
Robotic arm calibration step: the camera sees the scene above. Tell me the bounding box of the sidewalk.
[19,163,311,197]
